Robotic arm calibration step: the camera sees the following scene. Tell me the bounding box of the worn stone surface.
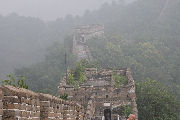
[0,85,86,120]
[58,68,138,120]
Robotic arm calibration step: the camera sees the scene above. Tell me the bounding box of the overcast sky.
[0,0,114,21]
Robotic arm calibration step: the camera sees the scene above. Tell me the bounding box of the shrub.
[2,74,28,89]
[113,73,128,88]
[122,105,132,117]
[60,93,68,100]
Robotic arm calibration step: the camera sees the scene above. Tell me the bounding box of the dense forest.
[0,13,74,80]
[0,0,180,119]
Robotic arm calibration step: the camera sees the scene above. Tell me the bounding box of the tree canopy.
[136,79,180,120]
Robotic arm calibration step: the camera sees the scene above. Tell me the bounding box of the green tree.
[122,105,132,118]
[15,40,75,94]
[113,73,128,88]
[136,78,180,120]
[2,74,28,89]
[67,60,87,88]
[67,73,75,85]
[17,76,28,89]
[60,93,68,100]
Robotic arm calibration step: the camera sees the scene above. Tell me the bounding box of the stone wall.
[74,25,104,37]
[73,25,104,61]
[58,68,138,120]
[0,85,86,120]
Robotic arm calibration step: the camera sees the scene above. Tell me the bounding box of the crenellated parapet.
[58,68,138,120]
[0,85,86,120]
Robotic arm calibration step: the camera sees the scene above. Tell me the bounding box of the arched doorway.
[104,109,111,120]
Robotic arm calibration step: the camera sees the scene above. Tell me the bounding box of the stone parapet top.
[0,85,83,108]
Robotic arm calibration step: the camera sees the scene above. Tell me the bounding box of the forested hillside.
[0,13,74,79]
[0,14,44,79]
[12,0,180,95]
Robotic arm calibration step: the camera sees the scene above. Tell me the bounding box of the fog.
[0,0,137,80]
[0,0,137,21]
[0,0,112,21]
[0,0,179,102]
[0,0,179,118]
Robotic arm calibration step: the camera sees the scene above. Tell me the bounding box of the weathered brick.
[0,85,87,120]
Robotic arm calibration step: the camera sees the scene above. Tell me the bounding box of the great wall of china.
[73,25,104,61]
[58,68,138,120]
[0,85,85,120]
[0,25,138,120]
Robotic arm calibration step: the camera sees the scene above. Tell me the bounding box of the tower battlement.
[74,24,104,36]
[58,68,138,120]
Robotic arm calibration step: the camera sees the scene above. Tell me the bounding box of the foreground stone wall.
[0,85,86,120]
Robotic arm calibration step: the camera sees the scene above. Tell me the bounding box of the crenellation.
[58,68,138,120]
[0,86,87,120]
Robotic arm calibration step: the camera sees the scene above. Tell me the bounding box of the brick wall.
[58,68,138,120]
[0,86,86,120]
[73,25,104,61]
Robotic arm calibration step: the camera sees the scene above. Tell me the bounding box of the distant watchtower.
[73,24,104,61]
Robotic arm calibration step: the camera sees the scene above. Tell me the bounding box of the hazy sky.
[0,0,113,21]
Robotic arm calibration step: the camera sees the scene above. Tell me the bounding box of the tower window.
[106,95,108,98]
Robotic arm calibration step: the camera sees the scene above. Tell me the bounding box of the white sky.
[0,0,112,21]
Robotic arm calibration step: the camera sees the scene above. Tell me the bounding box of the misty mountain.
[0,14,46,79]
[0,0,180,119]
[0,13,74,79]
[0,0,180,96]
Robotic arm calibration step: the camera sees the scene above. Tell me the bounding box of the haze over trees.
[0,0,180,119]
[3,0,178,95]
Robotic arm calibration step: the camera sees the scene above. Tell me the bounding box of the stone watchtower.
[73,25,104,61]
[58,68,138,120]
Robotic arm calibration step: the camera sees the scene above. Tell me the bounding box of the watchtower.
[58,68,138,120]
[73,25,104,61]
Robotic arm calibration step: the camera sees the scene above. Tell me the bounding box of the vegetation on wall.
[60,93,68,100]
[113,73,128,88]
[67,62,86,89]
[67,59,98,87]
[66,59,99,88]
[121,105,132,118]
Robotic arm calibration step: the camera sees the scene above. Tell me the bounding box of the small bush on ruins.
[67,59,98,88]
[67,73,75,85]
[1,74,28,89]
[80,59,99,68]
[121,105,132,118]
[60,93,68,100]
[113,73,128,88]
[67,61,86,88]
